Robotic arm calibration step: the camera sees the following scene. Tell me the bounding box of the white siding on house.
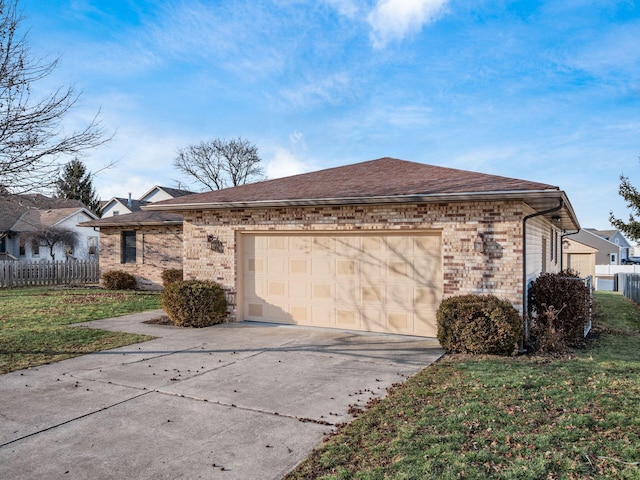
[525,213,561,287]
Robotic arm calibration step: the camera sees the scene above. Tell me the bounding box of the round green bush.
[437,294,522,356]
[161,268,183,288]
[162,280,227,327]
[102,270,137,290]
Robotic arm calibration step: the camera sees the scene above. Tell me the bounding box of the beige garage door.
[241,232,442,336]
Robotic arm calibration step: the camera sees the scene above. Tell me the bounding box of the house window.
[19,236,26,256]
[31,239,39,256]
[88,236,98,255]
[542,236,548,272]
[65,243,74,257]
[121,231,136,264]
[113,211,119,216]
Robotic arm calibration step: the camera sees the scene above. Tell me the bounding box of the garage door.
[241,232,442,336]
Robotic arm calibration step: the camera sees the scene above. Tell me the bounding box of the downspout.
[560,230,580,271]
[522,199,564,341]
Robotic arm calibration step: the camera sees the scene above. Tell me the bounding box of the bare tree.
[23,225,79,262]
[0,0,110,196]
[174,137,264,191]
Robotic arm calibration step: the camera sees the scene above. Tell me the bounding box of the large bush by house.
[162,280,227,327]
[528,270,591,349]
[437,294,522,356]
[102,270,137,290]
[161,269,183,288]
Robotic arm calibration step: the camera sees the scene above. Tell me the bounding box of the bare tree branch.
[0,0,111,196]
[174,137,264,191]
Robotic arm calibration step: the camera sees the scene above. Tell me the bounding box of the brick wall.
[182,200,533,321]
[98,225,183,290]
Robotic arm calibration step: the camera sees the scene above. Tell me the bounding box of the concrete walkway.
[0,311,444,479]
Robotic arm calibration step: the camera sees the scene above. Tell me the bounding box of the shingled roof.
[81,210,183,227]
[0,195,87,233]
[148,157,557,206]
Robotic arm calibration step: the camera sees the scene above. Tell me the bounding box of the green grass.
[286,291,640,480]
[0,287,161,373]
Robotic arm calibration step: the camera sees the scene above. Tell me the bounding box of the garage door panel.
[242,232,442,337]
[312,257,334,276]
[311,305,334,326]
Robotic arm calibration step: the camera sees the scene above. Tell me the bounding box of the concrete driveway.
[0,310,444,479]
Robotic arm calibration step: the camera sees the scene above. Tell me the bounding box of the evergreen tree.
[610,173,640,241]
[55,158,102,215]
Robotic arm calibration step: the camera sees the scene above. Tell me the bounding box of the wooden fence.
[0,260,100,288]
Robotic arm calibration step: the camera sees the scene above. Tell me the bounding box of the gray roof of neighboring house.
[0,195,87,233]
[586,228,631,246]
[110,198,150,212]
[157,186,196,198]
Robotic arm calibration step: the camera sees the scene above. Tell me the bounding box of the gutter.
[144,189,568,211]
[522,199,564,341]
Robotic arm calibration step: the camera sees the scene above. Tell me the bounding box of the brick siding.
[182,200,541,321]
[98,225,183,290]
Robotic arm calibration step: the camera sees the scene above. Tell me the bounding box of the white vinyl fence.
[0,260,100,288]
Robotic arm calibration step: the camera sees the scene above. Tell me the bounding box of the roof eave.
[143,189,580,231]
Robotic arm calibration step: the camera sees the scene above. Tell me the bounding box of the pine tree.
[610,173,640,241]
[55,159,102,215]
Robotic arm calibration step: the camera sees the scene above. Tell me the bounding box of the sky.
[18,0,640,231]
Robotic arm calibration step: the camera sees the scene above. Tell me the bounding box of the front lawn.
[286,291,640,480]
[0,287,160,374]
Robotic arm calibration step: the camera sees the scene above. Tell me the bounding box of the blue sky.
[20,0,640,231]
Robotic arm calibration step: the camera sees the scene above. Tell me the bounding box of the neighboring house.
[586,228,632,262]
[146,157,580,338]
[562,238,597,278]
[565,229,623,265]
[101,186,194,218]
[85,185,194,288]
[0,194,99,262]
[81,209,184,290]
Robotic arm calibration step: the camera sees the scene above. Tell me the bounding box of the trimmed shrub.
[437,294,522,356]
[528,270,591,348]
[161,269,183,288]
[102,270,137,290]
[162,280,227,328]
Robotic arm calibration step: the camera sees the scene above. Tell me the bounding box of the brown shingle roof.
[149,157,558,208]
[81,210,183,227]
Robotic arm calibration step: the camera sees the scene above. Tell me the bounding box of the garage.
[240,231,443,336]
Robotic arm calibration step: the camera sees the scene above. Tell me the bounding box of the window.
[88,236,98,255]
[31,239,39,256]
[113,211,119,216]
[65,243,74,257]
[121,231,136,264]
[19,236,26,256]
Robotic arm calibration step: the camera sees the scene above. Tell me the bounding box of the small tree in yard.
[174,137,264,191]
[23,226,79,262]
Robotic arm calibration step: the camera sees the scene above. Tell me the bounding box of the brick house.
[82,210,183,290]
[146,157,579,337]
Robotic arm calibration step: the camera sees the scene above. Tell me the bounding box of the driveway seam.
[151,388,342,427]
[0,390,153,449]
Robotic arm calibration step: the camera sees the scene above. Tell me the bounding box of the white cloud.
[324,0,361,18]
[265,148,313,179]
[279,72,355,108]
[367,0,450,48]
